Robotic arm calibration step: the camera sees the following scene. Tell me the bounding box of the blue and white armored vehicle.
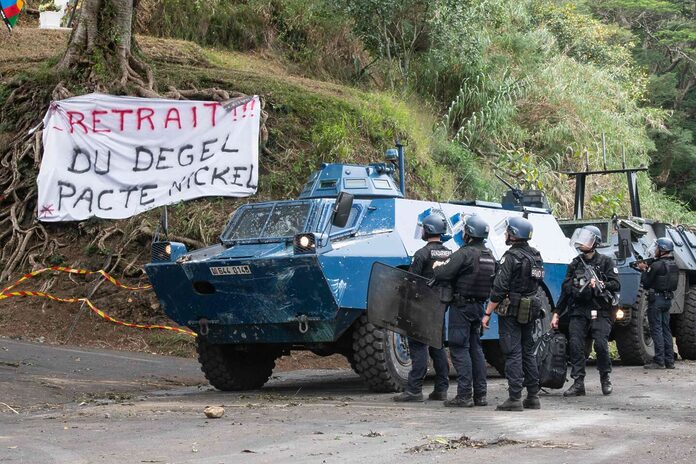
[558,167,696,364]
[145,144,577,391]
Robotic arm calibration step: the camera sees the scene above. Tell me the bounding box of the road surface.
[2,337,695,463]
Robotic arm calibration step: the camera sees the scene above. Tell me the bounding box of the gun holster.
[439,285,453,304]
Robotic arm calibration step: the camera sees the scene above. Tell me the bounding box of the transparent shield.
[493,217,509,236]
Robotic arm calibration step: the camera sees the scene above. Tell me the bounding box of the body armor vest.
[508,247,544,296]
[421,245,452,279]
[456,248,496,299]
[652,258,679,292]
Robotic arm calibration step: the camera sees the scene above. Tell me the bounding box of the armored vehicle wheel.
[674,285,696,360]
[197,338,277,391]
[352,314,410,393]
[615,287,653,365]
[482,289,552,377]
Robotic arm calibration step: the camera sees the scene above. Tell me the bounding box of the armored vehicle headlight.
[151,241,188,263]
[615,309,625,320]
[294,233,316,254]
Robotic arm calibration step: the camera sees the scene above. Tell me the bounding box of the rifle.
[577,256,612,305]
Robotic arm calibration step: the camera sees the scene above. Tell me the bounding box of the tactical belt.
[455,295,487,304]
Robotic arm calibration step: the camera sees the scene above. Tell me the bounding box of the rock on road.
[2,337,696,463]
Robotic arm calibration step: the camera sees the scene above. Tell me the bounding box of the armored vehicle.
[145,144,577,392]
[558,167,696,364]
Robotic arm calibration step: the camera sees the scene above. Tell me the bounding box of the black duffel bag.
[534,329,568,389]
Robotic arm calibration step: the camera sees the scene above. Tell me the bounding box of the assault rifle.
[577,256,613,305]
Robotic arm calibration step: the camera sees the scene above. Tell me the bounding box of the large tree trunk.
[57,0,155,95]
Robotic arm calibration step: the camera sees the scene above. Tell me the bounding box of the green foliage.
[138,0,365,82]
[332,0,431,87]
[590,0,696,209]
[598,0,679,14]
[137,0,694,222]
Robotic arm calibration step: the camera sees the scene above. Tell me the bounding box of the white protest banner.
[37,93,260,222]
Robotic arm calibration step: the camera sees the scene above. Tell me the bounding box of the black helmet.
[506,216,533,241]
[464,215,489,239]
[656,237,674,252]
[421,212,447,236]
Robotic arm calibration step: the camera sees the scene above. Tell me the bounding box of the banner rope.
[0,267,196,337]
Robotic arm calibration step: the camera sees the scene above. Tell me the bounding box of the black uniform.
[489,242,544,400]
[557,252,620,381]
[642,255,679,367]
[405,241,451,395]
[433,240,495,400]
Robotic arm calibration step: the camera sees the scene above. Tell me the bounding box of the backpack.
[534,330,568,389]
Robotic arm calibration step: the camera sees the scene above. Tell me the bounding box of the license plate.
[210,265,252,276]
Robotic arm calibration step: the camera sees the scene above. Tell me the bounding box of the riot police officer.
[393,212,450,402]
[638,237,679,370]
[551,225,620,397]
[432,215,495,407]
[482,217,544,411]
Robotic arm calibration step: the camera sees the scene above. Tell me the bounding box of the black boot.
[474,395,488,407]
[444,396,474,408]
[644,362,665,370]
[600,374,612,396]
[523,394,541,409]
[496,398,523,411]
[428,390,448,401]
[393,391,423,402]
[563,380,586,397]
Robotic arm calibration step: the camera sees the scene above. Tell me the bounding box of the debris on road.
[0,402,19,414]
[204,406,225,418]
[408,435,590,453]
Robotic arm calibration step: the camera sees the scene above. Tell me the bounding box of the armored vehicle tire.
[674,285,696,360]
[482,289,552,377]
[614,287,653,365]
[197,338,277,391]
[352,314,410,393]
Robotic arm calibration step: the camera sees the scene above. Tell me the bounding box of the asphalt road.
[2,337,696,464]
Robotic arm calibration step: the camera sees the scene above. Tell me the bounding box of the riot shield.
[367,262,446,347]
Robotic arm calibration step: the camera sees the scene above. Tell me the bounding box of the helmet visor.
[646,240,658,258]
[570,228,597,250]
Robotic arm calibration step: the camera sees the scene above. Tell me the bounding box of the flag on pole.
[1,0,24,31]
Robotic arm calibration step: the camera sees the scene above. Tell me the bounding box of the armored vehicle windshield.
[221,201,312,242]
